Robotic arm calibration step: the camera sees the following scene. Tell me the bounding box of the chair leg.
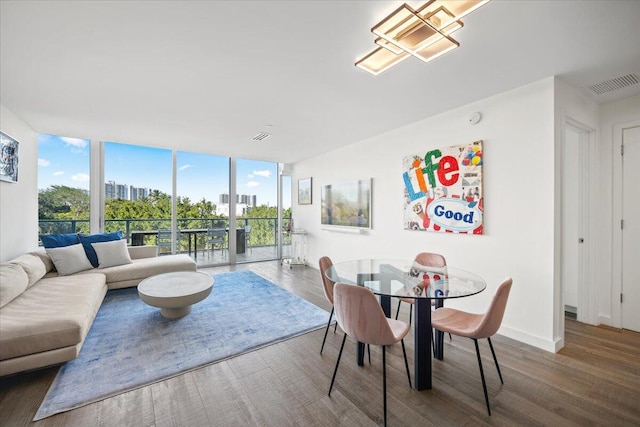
[328,334,347,396]
[367,344,371,364]
[432,329,436,358]
[473,338,492,416]
[409,304,413,326]
[320,307,334,354]
[382,345,387,427]
[487,337,504,384]
[401,339,412,388]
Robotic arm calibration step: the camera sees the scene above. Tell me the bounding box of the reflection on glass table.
[326,259,486,391]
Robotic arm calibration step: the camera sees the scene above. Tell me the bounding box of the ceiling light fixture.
[355,0,491,76]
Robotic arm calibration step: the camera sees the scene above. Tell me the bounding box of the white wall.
[293,78,559,351]
[0,104,39,261]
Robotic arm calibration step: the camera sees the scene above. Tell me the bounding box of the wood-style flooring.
[1,261,639,426]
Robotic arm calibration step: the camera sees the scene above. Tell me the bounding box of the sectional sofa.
[0,245,196,376]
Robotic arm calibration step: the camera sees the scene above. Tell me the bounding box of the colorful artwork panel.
[403,140,483,234]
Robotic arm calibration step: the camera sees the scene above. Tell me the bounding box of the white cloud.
[71,173,90,182]
[38,158,50,167]
[178,164,192,172]
[53,171,65,176]
[252,169,271,178]
[246,181,260,188]
[61,137,88,149]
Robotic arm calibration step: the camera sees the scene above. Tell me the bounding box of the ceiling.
[1,1,639,164]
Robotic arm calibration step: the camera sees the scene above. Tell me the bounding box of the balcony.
[38,217,293,267]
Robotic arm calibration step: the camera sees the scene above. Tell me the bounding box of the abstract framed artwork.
[298,177,312,205]
[0,131,19,183]
[321,178,371,229]
[402,140,483,234]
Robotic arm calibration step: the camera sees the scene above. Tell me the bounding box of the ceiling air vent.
[252,132,271,141]
[587,74,639,95]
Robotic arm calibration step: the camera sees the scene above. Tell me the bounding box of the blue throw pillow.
[41,233,80,248]
[79,232,123,267]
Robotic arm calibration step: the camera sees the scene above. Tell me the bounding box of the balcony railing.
[38,217,292,263]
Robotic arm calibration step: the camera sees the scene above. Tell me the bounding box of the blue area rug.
[35,270,329,420]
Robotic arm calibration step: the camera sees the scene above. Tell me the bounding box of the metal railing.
[38,217,292,250]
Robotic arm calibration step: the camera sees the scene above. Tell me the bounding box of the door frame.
[561,118,597,326]
[612,119,640,328]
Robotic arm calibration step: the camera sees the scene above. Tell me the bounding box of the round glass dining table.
[326,259,486,391]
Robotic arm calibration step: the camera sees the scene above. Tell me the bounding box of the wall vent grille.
[587,74,639,95]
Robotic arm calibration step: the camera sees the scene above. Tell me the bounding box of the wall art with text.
[403,140,483,234]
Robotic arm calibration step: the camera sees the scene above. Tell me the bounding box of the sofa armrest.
[127,245,158,259]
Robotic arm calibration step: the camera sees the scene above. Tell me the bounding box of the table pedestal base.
[160,306,192,319]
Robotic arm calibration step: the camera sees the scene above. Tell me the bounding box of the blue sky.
[38,135,290,208]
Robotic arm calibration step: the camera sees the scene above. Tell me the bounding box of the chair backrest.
[473,278,513,339]
[334,283,400,346]
[318,256,335,304]
[414,252,446,268]
[157,229,172,246]
[208,228,226,241]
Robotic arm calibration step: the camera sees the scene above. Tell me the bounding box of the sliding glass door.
[176,151,229,266]
[235,158,279,263]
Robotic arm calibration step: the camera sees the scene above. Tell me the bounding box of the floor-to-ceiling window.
[39,136,287,265]
[236,158,279,263]
[176,151,229,266]
[103,141,173,252]
[281,174,292,260]
[37,134,91,239]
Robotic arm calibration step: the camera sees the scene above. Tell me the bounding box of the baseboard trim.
[498,325,560,353]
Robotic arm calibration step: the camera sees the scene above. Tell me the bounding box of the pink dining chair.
[318,256,337,354]
[395,252,447,324]
[318,257,371,362]
[329,282,412,426]
[431,277,513,416]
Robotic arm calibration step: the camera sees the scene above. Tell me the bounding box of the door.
[622,125,640,332]
[562,124,587,316]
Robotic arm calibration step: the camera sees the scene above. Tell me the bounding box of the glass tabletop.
[326,259,486,300]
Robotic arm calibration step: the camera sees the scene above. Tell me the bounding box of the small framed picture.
[0,131,19,183]
[298,177,312,205]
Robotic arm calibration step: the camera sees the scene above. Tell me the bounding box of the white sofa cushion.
[9,253,47,288]
[73,254,196,289]
[45,243,94,276]
[92,239,132,268]
[0,263,28,308]
[0,273,107,361]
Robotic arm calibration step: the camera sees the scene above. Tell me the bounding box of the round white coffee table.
[138,271,214,319]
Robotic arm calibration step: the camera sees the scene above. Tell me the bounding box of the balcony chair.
[156,229,180,254]
[244,225,252,254]
[206,228,227,259]
[431,277,513,416]
[329,282,412,427]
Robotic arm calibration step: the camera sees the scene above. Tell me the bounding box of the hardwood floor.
[1,261,639,426]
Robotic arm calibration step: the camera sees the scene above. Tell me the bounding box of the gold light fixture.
[355,0,491,75]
